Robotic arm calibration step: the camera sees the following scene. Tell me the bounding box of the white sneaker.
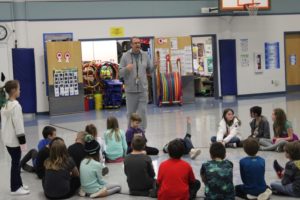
[189,148,201,160]
[22,185,29,190]
[246,194,257,199]
[257,188,272,200]
[11,187,30,195]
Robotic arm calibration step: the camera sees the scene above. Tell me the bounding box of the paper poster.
[170,46,192,74]
[265,42,280,69]
[240,54,250,67]
[53,70,62,97]
[206,56,213,74]
[254,53,263,73]
[53,69,79,97]
[170,38,178,50]
[156,48,169,73]
[290,54,296,66]
[240,39,248,53]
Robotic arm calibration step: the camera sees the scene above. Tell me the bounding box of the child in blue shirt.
[20,126,56,172]
[79,135,121,198]
[235,138,272,199]
[104,116,127,163]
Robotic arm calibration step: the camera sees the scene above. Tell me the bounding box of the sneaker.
[11,187,30,195]
[78,187,86,197]
[273,160,284,178]
[246,194,258,199]
[102,167,109,176]
[226,143,237,148]
[276,146,284,153]
[189,148,201,160]
[90,187,107,198]
[22,185,29,190]
[257,188,272,200]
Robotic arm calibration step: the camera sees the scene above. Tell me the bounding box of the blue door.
[12,48,37,113]
[219,40,237,96]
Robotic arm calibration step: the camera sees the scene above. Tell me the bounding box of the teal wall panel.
[0,2,13,21]
[0,0,300,22]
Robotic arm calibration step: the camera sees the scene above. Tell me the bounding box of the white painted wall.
[1,14,300,112]
[232,15,288,95]
[0,22,16,86]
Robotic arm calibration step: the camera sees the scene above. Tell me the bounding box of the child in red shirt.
[157,139,200,200]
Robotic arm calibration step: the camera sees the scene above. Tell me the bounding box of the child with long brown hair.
[104,116,127,163]
[1,80,30,195]
[259,108,298,152]
[79,135,121,197]
[43,137,80,199]
[211,108,242,148]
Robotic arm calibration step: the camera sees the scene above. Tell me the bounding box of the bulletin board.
[155,36,193,75]
[46,41,84,115]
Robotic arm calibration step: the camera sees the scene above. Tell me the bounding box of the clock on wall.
[0,25,8,41]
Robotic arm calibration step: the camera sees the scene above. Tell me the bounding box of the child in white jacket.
[211,108,242,148]
[0,80,30,195]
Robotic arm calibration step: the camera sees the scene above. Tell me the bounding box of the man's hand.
[127,63,134,71]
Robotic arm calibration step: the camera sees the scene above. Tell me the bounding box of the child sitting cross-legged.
[126,113,159,155]
[79,135,121,198]
[200,142,234,200]
[104,116,127,163]
[235,138,272,200]
[157,139,201,199]
[20,126,56,173]
[124,135,156,197]
[43,137,80,199]
[271,141,300,197]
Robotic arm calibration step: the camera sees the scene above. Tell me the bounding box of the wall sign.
[265,42,280,69]
[110,27,124,37]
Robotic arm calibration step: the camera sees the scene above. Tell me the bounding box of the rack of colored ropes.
[156,51,182,106]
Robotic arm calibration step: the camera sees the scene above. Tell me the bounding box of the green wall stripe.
[0,0,300,22]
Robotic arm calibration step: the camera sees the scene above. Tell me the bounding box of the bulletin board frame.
[46,41,84,115]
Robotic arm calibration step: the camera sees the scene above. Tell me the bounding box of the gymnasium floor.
[1,93,300,200]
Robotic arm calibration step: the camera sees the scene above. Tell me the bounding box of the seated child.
[85,124,105,157]
[271,141,300,197]
[124,135,156,197]
[20,126,56,172]
[104,116,127,163]
[200,142,234,199]
[43,137,80,199]
[35,145,50,179]
[211,108,242,148]
[249,106,270,140]
[79,135,121,198]
[158,139,200,199]
[68,131,88,169]
[259,108,298,152]
[126,113,159,155]
[163,117,201,160]
[235,138,272,200]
